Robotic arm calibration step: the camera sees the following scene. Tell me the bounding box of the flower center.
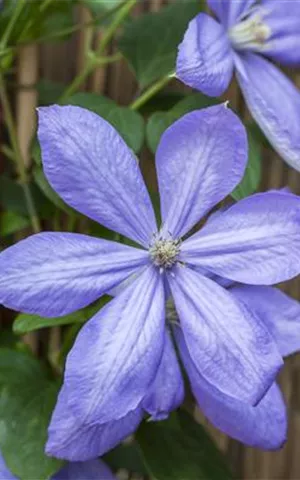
[149,233,181,270]
[228,11,271,51]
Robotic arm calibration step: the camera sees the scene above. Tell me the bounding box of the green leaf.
[37,79,65,106]
[64,92,145,152]
[33,166,73,215]
[119,1,202,88]
[147,93,219,153]
[0,348,62,480]
[104,443,148,475]
[82,0,123,24]
[231,125,262,201]
[137,410,232,480]
[0,211,30,236]
[13,296,110,334]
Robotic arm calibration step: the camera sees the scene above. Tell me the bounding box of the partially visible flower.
[1,105,300,459]
[176,0,300,171]
[0,452,115,480]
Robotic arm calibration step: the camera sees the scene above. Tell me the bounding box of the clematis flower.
[176,0,300,171]
[1,105,300,459]
[0,451,115,479]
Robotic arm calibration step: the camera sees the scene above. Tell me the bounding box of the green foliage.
[104,443,148,476]
[137,409,232,480]
[0,349,62,480]
[119,0,202,88]
[231,125,262,201]
[147,93,219,153]
[13,296,111,334]
[0,211,30,236]
[33,166,74,215]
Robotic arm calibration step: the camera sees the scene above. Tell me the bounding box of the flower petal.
[207,0,256,27]
[0,232,148,317]
[181,191,300,285]
[38,106,157,247]
[46,387,143,461]
[142,329,184,420]
[156,105,247,239]
[261,0,300,65]
[235,52,300,171]
[175,327,287,450]
[232,285,300,358]
[64,266,165,424]
[168,266,282,405]
[52,459,115,480]
[176,13,234,96]
[0,453,16,479]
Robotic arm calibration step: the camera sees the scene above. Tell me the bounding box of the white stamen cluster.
[149,233,181,270]
[228,12,271,51]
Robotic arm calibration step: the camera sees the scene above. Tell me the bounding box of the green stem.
[61,0,136,101]
[130,72,175,111]
[1,0,26,48]
[0,73,41,233]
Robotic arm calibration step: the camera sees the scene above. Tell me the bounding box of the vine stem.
[129,72,175,111]
[0,73,41,233]
[61,0,137,101]
[0,0,26,48]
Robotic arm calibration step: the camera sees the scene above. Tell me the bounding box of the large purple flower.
[1,105,300,458]
[0,452,115,479]
[176,0,300,170]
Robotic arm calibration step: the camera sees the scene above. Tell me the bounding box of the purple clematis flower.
[0,452,115,479]
[1,104,300,459]
[176,0,300,170]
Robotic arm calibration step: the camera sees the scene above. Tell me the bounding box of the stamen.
[149,232,181,270]
[228,11,271,51]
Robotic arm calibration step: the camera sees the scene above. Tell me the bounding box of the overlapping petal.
[38,106,157,247]
[64,266,165,424]
[47,387,143,461]
[0,232,148,317]
[232,285,300,358]
[175,327,287,450]
[168,266,282,405]
[176,13,234,96]
[261,0,300,65]
[207,0,256,28]
[52,459,115,480]
[181,192,300,284]
[156,106,247,239]
[142,329,184,420]
[235,52,300,171]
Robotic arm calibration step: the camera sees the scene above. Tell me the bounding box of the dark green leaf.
[37,80,65,106]
[33,166,73,214]
[147,93,219,153]
[104,443,148,475]
[119,1,202,88]
[82,0,122,24]
[231,125,262,201]
[64,92,145,152]
[137,410,232,480]
[0,211,30,236]
[0,349,62,480]
[13,296,111,334]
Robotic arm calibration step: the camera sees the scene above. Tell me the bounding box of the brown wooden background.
[4,1,300,478]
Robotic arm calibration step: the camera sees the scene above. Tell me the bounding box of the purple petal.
[64,266,165,424]
[156,105,247,239]
[52,459,115,480]
[142,329,184,420]
[175,327,287,450]
[168,266,282,405]
[0,453,16,479]
[207,0,256,27]
[38,106,157,247]
[232,285,300,358]
[235,52,300,171]
[176,13,234,96]
[47,387,143,461]
[181,191,300,285]
[0,232,148,317]
[260,0,300,65]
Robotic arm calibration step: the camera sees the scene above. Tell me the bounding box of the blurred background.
[1,1,300,479]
